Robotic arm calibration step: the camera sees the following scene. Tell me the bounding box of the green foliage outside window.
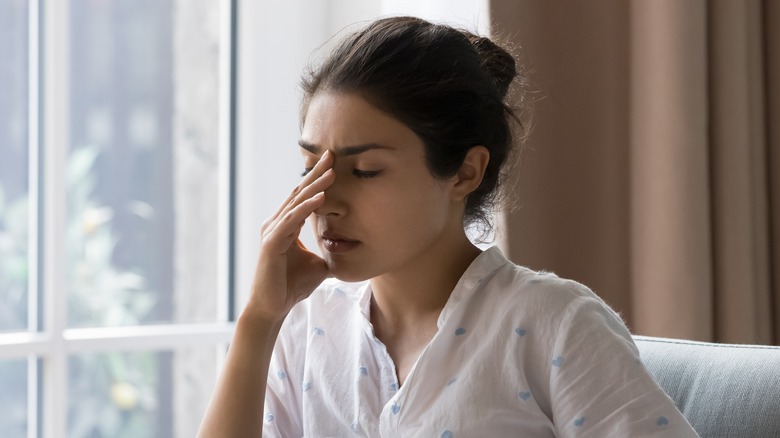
[0,144,164,437]
[67,144,161,437]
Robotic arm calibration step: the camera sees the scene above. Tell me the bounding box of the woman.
[199,16,699,437]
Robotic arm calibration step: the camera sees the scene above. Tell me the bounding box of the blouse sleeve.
[547,286,700,437]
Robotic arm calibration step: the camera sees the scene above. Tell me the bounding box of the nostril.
[313,190,346,218]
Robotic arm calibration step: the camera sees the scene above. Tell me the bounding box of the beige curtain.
[491,0,780,345]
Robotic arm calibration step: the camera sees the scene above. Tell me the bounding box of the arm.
[548,289,700,437]
[197,313,282,438]
[197,150,335,437]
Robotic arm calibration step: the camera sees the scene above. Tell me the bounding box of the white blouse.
[262,246,699,437]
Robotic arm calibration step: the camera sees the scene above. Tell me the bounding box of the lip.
[320,230,361,254]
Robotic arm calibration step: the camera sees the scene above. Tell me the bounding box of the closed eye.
[353,169,381,179]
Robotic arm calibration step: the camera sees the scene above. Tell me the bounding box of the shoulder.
[494,262,635,356]
[463,247,629,343]
[486,255,613,322]
[480,253,632,350]
[479,247,595,300]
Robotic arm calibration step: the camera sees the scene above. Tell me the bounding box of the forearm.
[198,146,332,436]
[197,312,283,438]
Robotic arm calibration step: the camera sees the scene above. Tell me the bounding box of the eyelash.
[300,168,381,179]
[353,169,381,179]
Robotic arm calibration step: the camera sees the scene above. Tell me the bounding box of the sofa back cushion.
[634,335,780,438]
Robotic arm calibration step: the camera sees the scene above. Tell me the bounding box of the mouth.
[320,231,361,254]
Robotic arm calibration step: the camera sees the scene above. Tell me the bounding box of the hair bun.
[466,34,516,99]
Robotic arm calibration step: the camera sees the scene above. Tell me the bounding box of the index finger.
[272,150,334,221]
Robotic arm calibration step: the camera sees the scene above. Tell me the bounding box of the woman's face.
[300,91,463,282]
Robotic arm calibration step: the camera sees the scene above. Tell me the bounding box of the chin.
[325,259,373,283]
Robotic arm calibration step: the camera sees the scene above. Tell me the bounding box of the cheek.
[368,183,450,235]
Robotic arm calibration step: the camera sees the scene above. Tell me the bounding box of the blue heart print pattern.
[260,249,700,437]
[564,413,672,431]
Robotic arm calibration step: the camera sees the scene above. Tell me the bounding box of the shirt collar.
[436,245,510,328]
[355,245,511,328]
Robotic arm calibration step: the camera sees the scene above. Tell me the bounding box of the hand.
[245,150,335,323]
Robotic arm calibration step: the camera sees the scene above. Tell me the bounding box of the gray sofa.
[634,335,780,438]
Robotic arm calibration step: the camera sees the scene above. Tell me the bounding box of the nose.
[313,170,347,217]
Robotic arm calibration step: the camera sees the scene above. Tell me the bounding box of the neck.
[369,230,481,333]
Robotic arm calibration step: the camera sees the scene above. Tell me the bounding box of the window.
[0,1,236,436]
[0,1,491,436]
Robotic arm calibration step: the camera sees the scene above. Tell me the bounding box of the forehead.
[300,92,422,154]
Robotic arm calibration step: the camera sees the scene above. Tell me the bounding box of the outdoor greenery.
[0,184,28,332]
[0,144,163,437]
[1,0,221,434]
[69,351,161,438]
[66,145,160,437]
[0,170,30,435]
[66,145,155,328]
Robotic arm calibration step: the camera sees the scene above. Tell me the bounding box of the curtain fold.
[629,0,712,341]
[491,0,633,324]
[767,1,780,344]
[491,0,779,344]
[708,0,772,343]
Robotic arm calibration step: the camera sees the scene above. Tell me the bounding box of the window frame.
[0,1,238,436]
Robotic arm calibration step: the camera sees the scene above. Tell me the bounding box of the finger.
[271,150,333,223]
[270,193,325,251]
[266,165,334,235]
[272,168,335,226]
[264,192,325,253]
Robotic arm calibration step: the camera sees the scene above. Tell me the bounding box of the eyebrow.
[298,140,395,156]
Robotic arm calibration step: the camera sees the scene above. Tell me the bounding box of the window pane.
[0,0,29,333]
[68,348,219,438]
[66,0,223,327]
[0,359,28,436]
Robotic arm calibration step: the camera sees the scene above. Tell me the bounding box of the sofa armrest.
[633,335,780,438]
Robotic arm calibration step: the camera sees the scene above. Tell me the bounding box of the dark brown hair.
[300,16,526,232]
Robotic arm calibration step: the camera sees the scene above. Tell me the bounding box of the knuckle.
[261,219,272,234]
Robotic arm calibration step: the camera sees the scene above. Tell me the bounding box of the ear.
[451,146,490,201]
